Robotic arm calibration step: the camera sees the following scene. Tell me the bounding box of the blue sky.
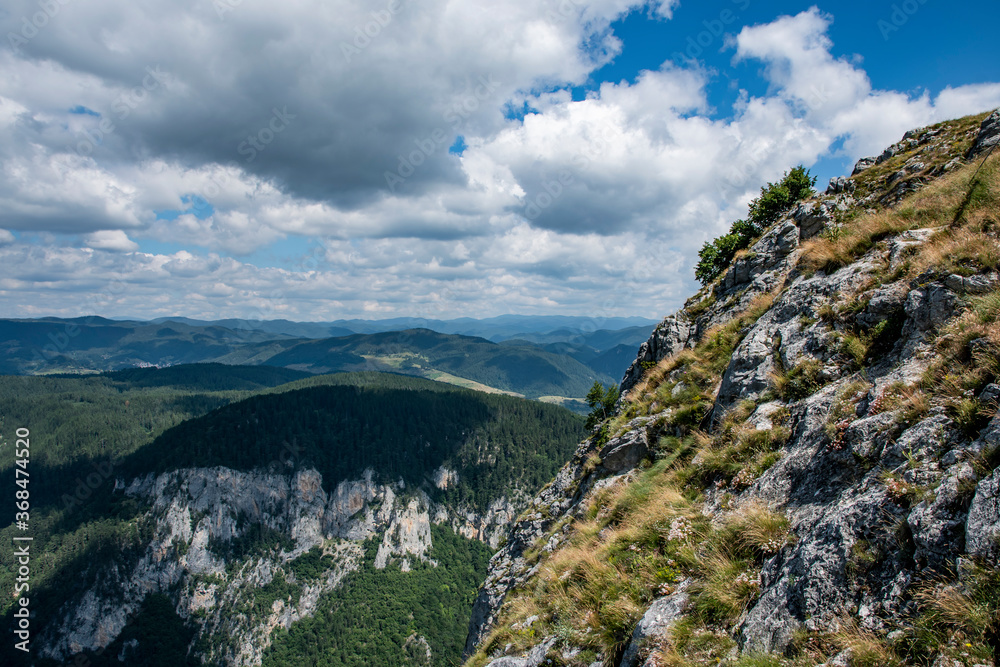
[0,0,998,321]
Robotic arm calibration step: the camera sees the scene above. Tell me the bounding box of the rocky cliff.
[37,465,521,666]
[464,109,1000,667]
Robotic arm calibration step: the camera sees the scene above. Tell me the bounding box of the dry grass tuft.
[801,150,1000,278]
[829,616,904,667]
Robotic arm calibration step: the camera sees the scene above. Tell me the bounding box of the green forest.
[263,525,494,667]
[0,366,586,666]
[122,375,587,511]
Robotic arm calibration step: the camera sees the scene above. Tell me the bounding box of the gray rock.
[943,272,1000,295]
[600,428,650,473]
[966,466,1000,563]
[853,157,877,175]
[931,656,964,667]
[843,411,901,460]
[857,282,907,330]
[620,581,691,667]
[887,228,935,267]
[485,637,557,667]
[620,315,692,395]
[967,108,1000,159]
[826,176,855,195]
[877,145,898,164]
[979,383,1000,407]
[715,214,806,298]
[775,220,800,253]
[793,200,838,240]
[883,415,953,464]
[908,463,978,569]
[904,282,958,333]
[819,649,854,667]
[716,264,872,410]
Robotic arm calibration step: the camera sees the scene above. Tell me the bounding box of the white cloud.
[733,7,1000,159]
[0,3,998,319]
[84,230,139,252]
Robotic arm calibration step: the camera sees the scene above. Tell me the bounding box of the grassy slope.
[466,114,1000,667]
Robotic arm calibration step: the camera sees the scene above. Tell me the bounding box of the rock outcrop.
[38,466,520,666]
[465,109,1000,667]
[967,109,1000,159]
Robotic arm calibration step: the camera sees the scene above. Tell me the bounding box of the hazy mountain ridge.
[150,315,658,342]
[0,317,647,398]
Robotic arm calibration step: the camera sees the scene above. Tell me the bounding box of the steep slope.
[0,373,587,667]
[463,109,1000,667]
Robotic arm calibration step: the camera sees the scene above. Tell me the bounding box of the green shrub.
[696,166,816,285]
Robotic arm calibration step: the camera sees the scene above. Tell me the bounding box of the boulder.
[620,315,692,395]
[966,467,1000,563]
[907,463,978,569]
[599,428,650,474]
[852,157,876,175]
[620,581,691,667]
[967,108,1000,159]
[904,281,958,332]
[485,637,557,667]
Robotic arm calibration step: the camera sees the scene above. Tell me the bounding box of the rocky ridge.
[464,109,1000,667]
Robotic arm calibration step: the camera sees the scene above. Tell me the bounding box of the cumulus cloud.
[84,230,139,252]
[733,7,1000,159]
[0,0,651,209]
[0,3,998,319]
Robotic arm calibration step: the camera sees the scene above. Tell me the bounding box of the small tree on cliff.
[585,381,619,431]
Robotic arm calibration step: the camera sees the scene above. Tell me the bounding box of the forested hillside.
[0,368,588,667]
[123,375,588,510]
[0,318,618,398]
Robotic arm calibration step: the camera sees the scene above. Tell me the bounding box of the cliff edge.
[464,109,1000,667]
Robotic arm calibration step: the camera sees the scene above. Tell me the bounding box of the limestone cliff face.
[37,466,519,666]
[465,110,1000,667]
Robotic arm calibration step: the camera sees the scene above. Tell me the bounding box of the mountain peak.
[463,107,1000,667]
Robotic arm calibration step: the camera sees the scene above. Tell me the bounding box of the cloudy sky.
[1,0,998,323]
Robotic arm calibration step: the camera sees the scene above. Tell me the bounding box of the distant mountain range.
[0,315,656,399]
[147,314,656,342]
